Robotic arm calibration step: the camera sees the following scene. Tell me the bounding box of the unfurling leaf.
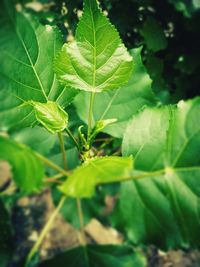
[89,118,117,142]
[30,101,68,134]
[0,136,44,193]
[54,0,133,93]
[59,156,133,198]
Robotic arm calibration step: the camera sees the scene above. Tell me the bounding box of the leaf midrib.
[89,0,97,91]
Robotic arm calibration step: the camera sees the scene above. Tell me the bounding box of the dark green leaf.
[38,245,146,267]
[140,17,168,52]
[0,0,77,131]
[169,0,200,17]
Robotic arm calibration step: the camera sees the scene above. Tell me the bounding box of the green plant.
[0,0,200,266]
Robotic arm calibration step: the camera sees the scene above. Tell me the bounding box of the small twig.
[65,128,80,151]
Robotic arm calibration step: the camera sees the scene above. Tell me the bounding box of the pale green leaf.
[74,48,157,138]
[0,0,77,131]
[0,136,44,193]
[54,0,133,93]
[59,156,133,198]
[30,101,68,134]
[113,97,200,248]
[38,245,146,267]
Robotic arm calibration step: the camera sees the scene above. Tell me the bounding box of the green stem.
[35,152,70,177]
[87,92,95,139]
[58,132,67,170]
[76,198,87,246]
[46,173,64,181]
[65,128,80,151]
[25,195,66,267]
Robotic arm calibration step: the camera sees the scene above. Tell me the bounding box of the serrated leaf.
[0,0,77,131]
[59,156,133,198]
[0,136,44,193]
[113,97,200,249]
[74,47,157,138]
[54,0,133,93]
[38,245,146,267]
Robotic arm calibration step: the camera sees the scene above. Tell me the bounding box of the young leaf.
[74,48,157,137]
[38,245,146,267]
[113,97,200,249]
[0,136,44,193]
[0,0,77,131]
[59,156,133,198]
[30,101,69,134]
[54,0,133,93]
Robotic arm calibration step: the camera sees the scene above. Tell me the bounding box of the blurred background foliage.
[15,0,200,104]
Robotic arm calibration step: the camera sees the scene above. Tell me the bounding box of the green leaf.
[169,0,200,17]
[12,126,56,156]
[140,17,168,52]
[74,48,157,138]
[59,156,133,198]
[54,0,133,93]
[0,136,44,193]
[0,0,77,131]
[30,101,68,134]
[38,245,146,267]
[113,97,200,249]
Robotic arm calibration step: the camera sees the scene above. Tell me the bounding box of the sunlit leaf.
[30,101,69,134]
[59,156,133,198]
[54,0,133,93]
[74,48,157,137]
